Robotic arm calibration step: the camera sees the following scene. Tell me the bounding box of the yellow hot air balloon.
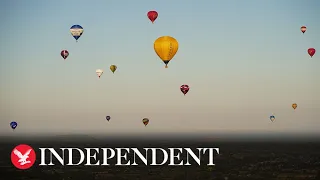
[154,36,179,68]
[292,103,297,110]
[110,65,117,73]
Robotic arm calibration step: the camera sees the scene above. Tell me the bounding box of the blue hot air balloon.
[270,115,275,122]
[70,25,83,42]
[10,121,18,130]
[106,116,111,121]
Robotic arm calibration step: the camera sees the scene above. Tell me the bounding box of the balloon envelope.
[10,121,17,130]
[308,48,316,57]
[270,115,275,122]
[96,69,103,78]
[147,11,158,23]
[106,116,111,121]
[70,25,83,41]
[142,118,149,126]
[154,36,179,68]
[301,26,306,34]
[61,50,69,60]
[110,65,117,73]
[180,84,189,95]
[292,103,297,109]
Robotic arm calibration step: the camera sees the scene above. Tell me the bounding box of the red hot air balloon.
[61,50,69,60]
[301,26,307,34]
[180,84,189,96]
[308,48,316,58]
[147,11,158,23]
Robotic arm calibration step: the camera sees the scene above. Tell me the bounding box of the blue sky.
[0,0,319,136]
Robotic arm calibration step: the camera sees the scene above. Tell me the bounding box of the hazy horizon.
[1,0,319,136]
[2,132,320,144]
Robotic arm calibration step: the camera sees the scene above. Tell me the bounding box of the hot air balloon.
[110,65,117,73]
[270,115,275,122]
[70,25,83,42]
[61,50,69,60]
[308,48,316,58]
[10,121,17,130]
[142,118,149,126]
[292,103,297,110]
[154,36,179,68]
[96,69,103,78]
[106,116,111,121]
[301,26,307,34]
[147,11,158,23]
[180,84,189,95]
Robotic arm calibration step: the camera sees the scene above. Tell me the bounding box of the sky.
[0,0,319,136]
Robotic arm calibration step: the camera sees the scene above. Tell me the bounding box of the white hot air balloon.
[96,69,103,78]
